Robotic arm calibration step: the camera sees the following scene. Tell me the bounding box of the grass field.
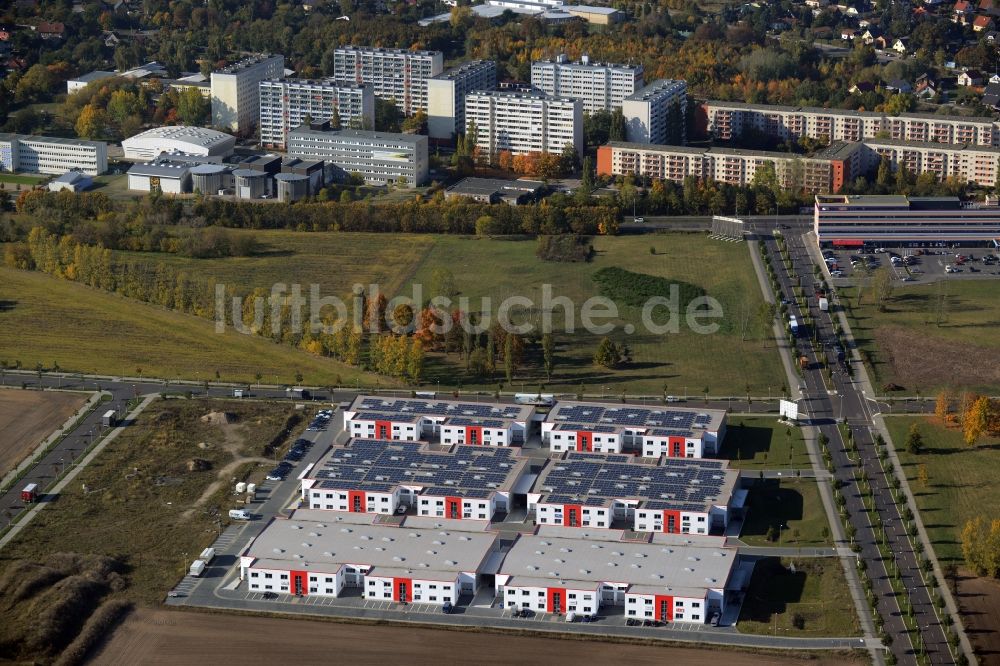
[839,280,1000,394]
[0,388,87,476]
[94,608,865,666]
[0,267,385,387]
[120,230,433,302]
[885,415,1000,564]
[0,399,301,607]
[738,557,860,637]
[719,417,812,470]
[739,479,832,547]
[0,173,46,186]
[401,233,783,394]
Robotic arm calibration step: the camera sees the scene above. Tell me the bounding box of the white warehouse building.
[121,126,236,161]
[240,510,499,603]
[344,395,536,446]
[497,528,736,623]
[543,400,727,458]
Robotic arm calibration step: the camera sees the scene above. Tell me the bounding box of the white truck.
[818,297,829,312]
[229,508,251,520]
[199,547,215,564]
[189,560,206,577]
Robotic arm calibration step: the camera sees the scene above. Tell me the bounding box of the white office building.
[211,54,285,134]
[426,61,498,140]
[530,54,643,113]
[330,47,444,116]
[0,133,107,175]
[465,90,582,161]
[621,79,688,145]
[288,125,428,187]
[259,79,375,149]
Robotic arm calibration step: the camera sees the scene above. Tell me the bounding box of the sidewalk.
[0,394,157,552]
[0,388,103,492]
[803,232,976,665]
[747,237,883,666]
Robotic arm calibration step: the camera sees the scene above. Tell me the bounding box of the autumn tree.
[365,292,388,333]
[935,390,951,424]
[593,336,624,369]
[177,86,210,126]
[406,337,424,384]
[917,464,929,488]
[905,423,923,454]
[75,104,106,139]
[963,395,991,447]
[961,516,1000,578]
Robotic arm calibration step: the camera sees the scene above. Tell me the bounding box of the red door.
[392,577,412,603]
[375,420,392,439]
[576,431,592,452]
[546,587,564,613]
[446,496,462,519]
[668,436,685,458]
[663,509,681,533]
[655,594,674,622]
[290,570,308,597]
[349,490,366,513]
[465,426,482,445]
[563,504,582,527]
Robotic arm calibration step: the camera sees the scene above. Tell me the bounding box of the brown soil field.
[91,608,864,666]
[0,388,88,476]
[874,326,1000,392]
[955,569,1000,662]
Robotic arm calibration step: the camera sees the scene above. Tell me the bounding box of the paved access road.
[763,230,955,665]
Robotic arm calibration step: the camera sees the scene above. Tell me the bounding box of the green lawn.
[738,557,860,637]
[740,479,832,547]
[403,233,784,394]
[839,280,1000,394]
[885,415,1000,564]
[120,230,433,302]
[0,267,386,387]
[719,417,812,469]
[0,173,47,186]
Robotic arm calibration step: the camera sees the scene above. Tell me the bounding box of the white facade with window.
[465,90,583,161]
[288,127,428,186]
[211,54,285,133]
[546,429,623,454]
[531,55,643,113]
[621,78,687,145]
[427,61,498,139]
[330,47,443,116]
[259,79,374,149]
[0,133,108,175]
[535,502,612,528]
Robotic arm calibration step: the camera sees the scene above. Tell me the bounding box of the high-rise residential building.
[287,124,428,187]
[530,54,643,114]
[258,79,375,149]
[465,90,583,161]
[330,47,444,116]
[0,133,108,175]
[621,79,688,145]
[426,61,498,140]
[211,54,285,134]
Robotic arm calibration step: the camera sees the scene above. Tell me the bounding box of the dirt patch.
[92,608,863,666]
[873,326,1000,391]
[0,388,88,477]
[955,569,1000,661]
[200,411,235,426]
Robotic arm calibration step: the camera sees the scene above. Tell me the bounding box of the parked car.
[710,613,721,627]
[441,601,453,614]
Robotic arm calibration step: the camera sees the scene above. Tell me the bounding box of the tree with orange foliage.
[963,395,990,447]
[498,150,514,171]
[365,291,387,333]
[934,390,951,424]
[415,306,448,350]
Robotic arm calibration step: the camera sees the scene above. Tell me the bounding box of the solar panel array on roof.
[313,439,519,496]
[550,404,717,436]
[538,455,729,513]
[447,417,506,428]
[356,397,523,420]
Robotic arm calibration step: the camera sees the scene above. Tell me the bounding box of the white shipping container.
[200,547,215,564]
[189,560,206,576]
[246,483,256,495]
[235,482,247,494]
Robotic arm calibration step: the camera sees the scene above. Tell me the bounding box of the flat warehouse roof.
[348,395,534,424]
[546,400,725,438]
[309,439,527,497]
[498,533,735,598]
[534,452,737,512]
[245,512,498,577]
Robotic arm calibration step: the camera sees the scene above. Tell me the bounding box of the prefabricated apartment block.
[343,395,536,446]
[529,452,742,535]
[241,510,498,602]
[258,79,375,149]
[329,46,444,116]
[299,438,529,519]
[530,54,644,113]
[426,60,498,140]
[210,54,285,134]
[543,400,727,458]
[697,100,999,147]
[465,90,583,161]
[498,527,737,622]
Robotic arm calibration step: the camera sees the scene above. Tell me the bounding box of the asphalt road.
[763,231,954,665]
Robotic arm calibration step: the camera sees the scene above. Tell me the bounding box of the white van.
[565,612,576,623]
[229,509,251,520]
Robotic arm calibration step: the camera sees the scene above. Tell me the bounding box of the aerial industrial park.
[2,0,1000,664]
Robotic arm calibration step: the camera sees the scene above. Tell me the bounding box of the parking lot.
[823,245,1000,283]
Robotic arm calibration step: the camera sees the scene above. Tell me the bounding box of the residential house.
[982,82,1000,107]
[886,79,913,93]
[973,14,995,29]
[841,27,858,39]
[849,81,877,94]
[102,31,120,47]
[861,27,881,44]
[953,0,973,21]
[892,38,909,54]
[990,72,1000,84]
[915,77,943,99]
[35,21,65,40]
[958,70,984,86]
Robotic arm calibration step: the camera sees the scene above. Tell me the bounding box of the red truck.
[21,483,38,503]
